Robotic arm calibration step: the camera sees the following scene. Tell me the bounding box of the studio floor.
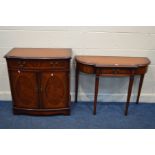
[0,101,155,129]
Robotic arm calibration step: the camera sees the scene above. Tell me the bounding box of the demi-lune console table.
[5,48,72,115]
[75,56,150,115]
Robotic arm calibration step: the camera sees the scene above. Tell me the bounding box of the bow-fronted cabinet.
[5,48,72,115]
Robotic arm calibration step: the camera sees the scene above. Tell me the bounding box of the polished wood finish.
[94,75,99,115]
[75,55,150,116]
[76,56,150,68]
[125,75,134,116]
[5,48,71,59]
[7,59,69,70]
[9,70,39,109]
[5,48,72,116]
[75,66,79,103]
[40,71,69,109]
[136,74,145,104]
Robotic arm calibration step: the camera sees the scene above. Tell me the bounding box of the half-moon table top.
[75,55,150,68]
[4,48,72,59]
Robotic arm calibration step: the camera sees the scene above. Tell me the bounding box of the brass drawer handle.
[18,61,26,67]
[50,61,54,65]
[50,61,61,68]
[40,87,43,92]
[102,70,105,74]
[112,69,120,74]
[112,69,116,74]
[116,69,120,74]
[50,61,59,65]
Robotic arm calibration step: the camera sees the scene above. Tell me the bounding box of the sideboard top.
[4,48,72,59]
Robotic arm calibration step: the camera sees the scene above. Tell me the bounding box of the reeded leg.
[94,76,99,115]
[75,64,79,103]
[125,75,134,116]
[136,74,144,104]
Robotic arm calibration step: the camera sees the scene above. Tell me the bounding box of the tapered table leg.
[94,75,99,115]
[75,64,79,103]
[125,75,134,116]
[136,74,144,104]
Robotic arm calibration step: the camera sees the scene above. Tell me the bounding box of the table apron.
[77,62,148,76]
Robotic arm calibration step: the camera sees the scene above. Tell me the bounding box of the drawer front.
[136,66,148,74]
[7,59,69,70]
[99,68,133,75]
[41,60,69,69]
[77,62,95,74]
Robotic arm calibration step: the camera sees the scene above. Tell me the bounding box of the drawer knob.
[18,61,26,67]
[51,73,54,76]
[112,69,116,74]
[18,61,26,64]
[18,70,21,74]
[117,69,120,73]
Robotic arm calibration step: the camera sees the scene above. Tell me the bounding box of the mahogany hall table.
[75,56,150,116]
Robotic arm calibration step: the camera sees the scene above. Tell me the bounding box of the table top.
[5,48,72,59]
[75,55,150,68]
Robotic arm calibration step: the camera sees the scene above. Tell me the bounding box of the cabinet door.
[40,71,69,109]
[9,70,39,109]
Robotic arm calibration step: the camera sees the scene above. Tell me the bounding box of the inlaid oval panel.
[15,74,36,106]
[45,76,65,105]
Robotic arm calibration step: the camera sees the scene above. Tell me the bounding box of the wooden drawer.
[7,59,69,69]
[77,62,95,74]
[99,68,133,75]
[41,60,69,69]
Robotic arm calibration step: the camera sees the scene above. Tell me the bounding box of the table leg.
[125,75,134,116]
[94,75,99,115]
[136,74,144,104]
[75,64,79,103]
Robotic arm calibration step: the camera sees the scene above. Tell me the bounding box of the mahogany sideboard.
[5,48,72,115]
[75,56,150,116]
